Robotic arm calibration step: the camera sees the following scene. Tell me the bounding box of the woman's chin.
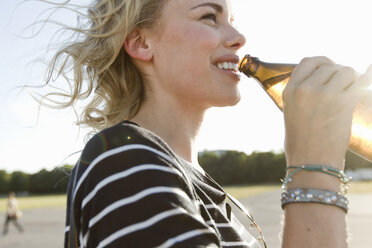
[213,93,241,108]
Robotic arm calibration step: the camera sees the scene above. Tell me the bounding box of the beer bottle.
[239,54,372,162]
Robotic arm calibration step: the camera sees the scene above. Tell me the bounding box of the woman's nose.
[224,25,246,50]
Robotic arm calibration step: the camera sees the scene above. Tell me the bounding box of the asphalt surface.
[0,192,371,248]
[0,207,65,247]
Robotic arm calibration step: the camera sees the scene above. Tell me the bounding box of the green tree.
[29,165,72,193]
[9,171,29,192]
[0,170,10,194]
[199,150,286,186]
[29,169,49,193]
[49,165,72,193]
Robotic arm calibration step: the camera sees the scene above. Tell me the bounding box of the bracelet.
[282,165,351,194]
[281,188,349,213]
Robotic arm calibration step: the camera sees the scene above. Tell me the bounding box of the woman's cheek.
[181,24,221,50]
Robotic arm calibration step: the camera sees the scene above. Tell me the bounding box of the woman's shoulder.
[70,120,192,200]
[69,121,198,209]
[79,121,174,167]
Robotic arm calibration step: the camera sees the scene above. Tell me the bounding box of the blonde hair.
[37,0,167,131]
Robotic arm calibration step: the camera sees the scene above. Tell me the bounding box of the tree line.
[200,150,371,186]
[0,150,370,194]
[200,150,286,185]
[0,165,72,194]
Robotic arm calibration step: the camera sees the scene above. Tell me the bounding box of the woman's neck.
[131,94,205,165]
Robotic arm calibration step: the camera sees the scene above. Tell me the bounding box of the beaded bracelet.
[282,165,351,194]
[281,188,349,213]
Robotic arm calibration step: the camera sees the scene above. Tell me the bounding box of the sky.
[1,0,372,173]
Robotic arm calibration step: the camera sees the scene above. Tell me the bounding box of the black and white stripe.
[81,164,183,208]
[64,122,257,247]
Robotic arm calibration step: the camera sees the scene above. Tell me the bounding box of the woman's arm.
[282,171,347,247]
[281,56,372,247]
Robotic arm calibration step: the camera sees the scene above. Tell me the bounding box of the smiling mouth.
[214,62,239,72]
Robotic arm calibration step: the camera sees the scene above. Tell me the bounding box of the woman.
[3,192,24,235]
[37,0,371,247]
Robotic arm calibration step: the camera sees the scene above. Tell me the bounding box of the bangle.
[282,165,351,194]
[281,188,349,213]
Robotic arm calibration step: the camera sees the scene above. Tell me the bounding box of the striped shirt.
[64,121,259,247]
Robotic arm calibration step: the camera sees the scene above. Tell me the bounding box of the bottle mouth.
[238,54,259,76]
[238,54,250,72]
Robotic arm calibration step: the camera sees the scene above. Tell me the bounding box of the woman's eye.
[201,13,217,23]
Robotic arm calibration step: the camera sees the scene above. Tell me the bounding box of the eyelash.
[201,13,217,23]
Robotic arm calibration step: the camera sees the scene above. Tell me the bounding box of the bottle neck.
[239,55,260,77]
[239,54,297,110]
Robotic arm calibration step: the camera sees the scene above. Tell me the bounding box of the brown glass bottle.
[239,54,372,162]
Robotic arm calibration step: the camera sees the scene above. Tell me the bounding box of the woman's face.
[148,0,246,109]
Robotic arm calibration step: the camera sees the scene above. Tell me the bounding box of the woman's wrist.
[285,169,342,192]
[286,156,345,171]
[281,164,351,213]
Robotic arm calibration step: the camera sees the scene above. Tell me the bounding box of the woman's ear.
[124,28,153,61]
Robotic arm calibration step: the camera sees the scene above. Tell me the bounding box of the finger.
[303,63,342,89]
[324,66,358,93]
[341,65,372,107]
[284,57,334,99]
[290,56,335,87]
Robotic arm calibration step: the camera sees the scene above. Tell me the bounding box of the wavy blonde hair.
[37,0,167,131]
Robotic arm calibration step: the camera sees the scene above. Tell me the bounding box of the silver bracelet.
[281,188,349,213]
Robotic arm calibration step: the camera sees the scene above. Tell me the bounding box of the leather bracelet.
[281,188,349,213]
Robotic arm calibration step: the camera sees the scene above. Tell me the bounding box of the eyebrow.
[190,2,223,13]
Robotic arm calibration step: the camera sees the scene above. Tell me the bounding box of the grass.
[0,194,67,213]
[348,180,372,194]
[223,184,281,199]
[0,181,370,212]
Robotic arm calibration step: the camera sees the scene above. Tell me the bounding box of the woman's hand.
[282,56,372,171]
[281,57,372,248]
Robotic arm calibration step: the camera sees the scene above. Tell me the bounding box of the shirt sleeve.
[72,141,221,248]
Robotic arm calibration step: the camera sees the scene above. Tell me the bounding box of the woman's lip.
[212,54,240,64]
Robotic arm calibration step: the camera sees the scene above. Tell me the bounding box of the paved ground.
[0,192,371,248]
[0,207,65,248]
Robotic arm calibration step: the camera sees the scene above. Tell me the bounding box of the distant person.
[2,192,24,235]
